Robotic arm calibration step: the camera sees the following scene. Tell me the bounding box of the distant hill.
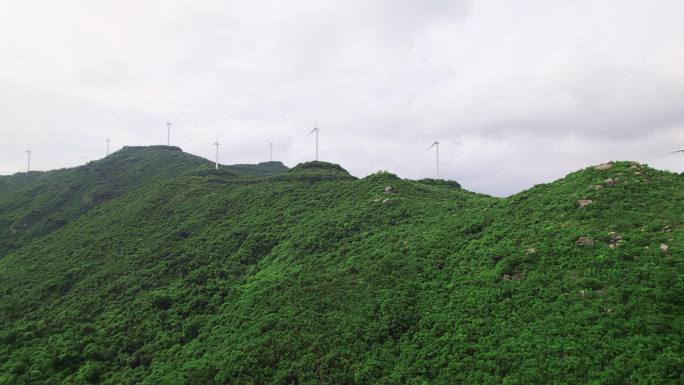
[0,153,682,384]
[224,161,289,177]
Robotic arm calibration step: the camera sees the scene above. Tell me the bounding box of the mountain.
[0,146,287,257]
[0,149,682,385]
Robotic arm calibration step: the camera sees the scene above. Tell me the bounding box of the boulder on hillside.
[660,244,670,253]
[604,178,616,186]
[502,272,524,281]
[576,237,594,246]
[595,162,614,171]
[608,232,622,249]
[578,199,593,208]
[384,186,395,194]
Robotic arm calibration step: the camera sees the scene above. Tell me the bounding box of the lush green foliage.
[0,149,682,384]
[0,146,285,257]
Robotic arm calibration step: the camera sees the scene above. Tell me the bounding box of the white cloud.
[1,0,683,195]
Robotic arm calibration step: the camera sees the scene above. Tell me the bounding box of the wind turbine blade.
[427,142,437,151]
[308,128,316,135]
[667,149,684,153]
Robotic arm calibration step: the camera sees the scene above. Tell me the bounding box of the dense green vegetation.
[0,147,682,384]
[0,146,286,257]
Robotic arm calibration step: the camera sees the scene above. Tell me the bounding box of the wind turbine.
[308,124,319,161]
[166,121,172,146]
[26,150,31,172]
[669,148,684,171]
[106,137,111,156]
[269,142,274,162]
[427,140,440,179]
[213,140,220,170]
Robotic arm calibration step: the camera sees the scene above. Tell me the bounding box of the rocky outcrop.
[608,232,622,249]
[595,162,614,171]
[576,237,594,246]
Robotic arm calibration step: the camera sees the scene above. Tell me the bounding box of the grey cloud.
[1,0,683,196]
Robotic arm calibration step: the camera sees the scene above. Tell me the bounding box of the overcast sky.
[1,0,683,196]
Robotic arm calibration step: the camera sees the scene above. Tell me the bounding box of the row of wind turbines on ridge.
[20,121,440,176]
[23,121,684,177]
[100,121,441,176]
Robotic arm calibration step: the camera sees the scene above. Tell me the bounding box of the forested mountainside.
[0,147,682,384]
[0,146,286,257]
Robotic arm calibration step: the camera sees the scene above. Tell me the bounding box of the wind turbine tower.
[213,140,220,170]
[308,125,319,161]
[166,121,172,146]
[106,137,111,156]
[427,140,440,179]
[269,142,274,162]
[26,150,31,172]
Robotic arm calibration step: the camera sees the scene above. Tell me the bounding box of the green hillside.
[0,149,682,385]
[0,146,287,257]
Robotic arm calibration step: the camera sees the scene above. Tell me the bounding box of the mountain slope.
[0,146,287,257]
[0,157,682,385]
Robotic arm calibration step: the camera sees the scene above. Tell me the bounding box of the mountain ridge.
[0,150,682,384]
[0,146,288,258]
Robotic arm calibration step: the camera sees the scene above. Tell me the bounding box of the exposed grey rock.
[576,237,594,246]
[502,272,524,281]
[608,232,622,249]
[595,162,613,171]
